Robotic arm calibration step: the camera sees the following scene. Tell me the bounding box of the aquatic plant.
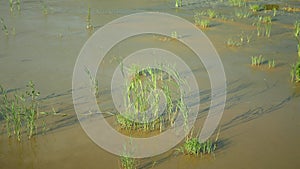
[251,55,264,66]
[8,0,21,12]
[175,0,182,8]
[227,32,252,47]
[181,129,219,156]
[171,31,178,39]
[0,18,9,36]
[294,21,300,57]
[194,12,210,28]
[273,8,277,17]
[235,9,251,19]
[41,0,48,15]
[226,38,242,47]
[0,81,49,141]
[207,9,217,19]
[263,16,272,38]
[116,64,188,133]
[229,0,245,7]
[249,4,261,12]
[290,60,300,83]
[85,68,99,97]
[199,19,210,28]
[255,16,272,37]
[120,142,137,169]
[25,81,40,139]
[268,59,276,69]
[86,8,93,30]
[9,0,13,12]
[120,155,136,169]
[16,0,21,11]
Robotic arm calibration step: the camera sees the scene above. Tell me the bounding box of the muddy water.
[1,0,300,169]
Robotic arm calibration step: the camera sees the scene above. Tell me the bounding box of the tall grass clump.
[229,0,246,7]
[119,142,137,169]
[179,129,220,156]
[290,59,300,83]
[0,18,9,36]
[207,9,217,19]
[235,9,251,19]
[251,55,264,66]
[249,4,261,12]
[268,59,276,69]
[116,64,189,133]
[294,21,300,57]
[175,0,182,8]
[8,0,21,12]
[255,16,272,37]
[194,13,210,28]
[0,81,47,141]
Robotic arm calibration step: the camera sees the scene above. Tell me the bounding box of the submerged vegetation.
[194,12,210,29]
[85,68,99,97]
[183,138,216,156]
[268,59,276,69]
[178,129,219,157]
[0,17,9,36]
[290,60,300,83]
[249,4,261,12]
[235,9,251,19]
[175,0,182,8]
[255,16,272,38]
[9,0,21,12]
[291,21,300,83]
[86,7,93,30]
[120,155,136,169]
[227,32,251,47]
[251,55,264,66]
[116,64,189,133]
[229,0,246,7]
[294,21,300,57]
[0,81,48,141]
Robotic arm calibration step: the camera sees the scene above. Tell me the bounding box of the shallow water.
[1,0,300,169]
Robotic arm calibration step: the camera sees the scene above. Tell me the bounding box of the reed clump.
[0,81,48,141]
[116,65,189,133]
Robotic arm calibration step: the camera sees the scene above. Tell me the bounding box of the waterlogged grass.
[175,0,182,8]
[0,18,9,36]
[116,65,189,133]
[254,16,272,38]
[178,129,220,156]
[86,7,93,30]
[229,0,246,7]
[171,31,178,39]
[249,4,261,12]
[85,68,99,97]
[235,9,251,19]
[251,55,264,66]
[207,9,217,19]
[194,12,210,29]
[0,81,48,141]
[8,0,21,12]
[226,38,242,47]
[291,59,300,83]
[294,21,300,57]
[268,59,276,69]
[227,32,252,47]
[120,155,136,169]
[183,138,217,156]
